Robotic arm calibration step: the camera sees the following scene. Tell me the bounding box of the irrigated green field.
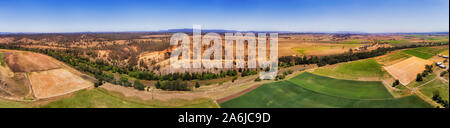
[402,47,448,59]
[313,59,386,79]
[288,72,392,99]
[220,73,432,108]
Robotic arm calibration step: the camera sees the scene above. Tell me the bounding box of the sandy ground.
[384,57,433,85]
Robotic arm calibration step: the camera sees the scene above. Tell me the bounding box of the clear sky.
[0,0,448,33]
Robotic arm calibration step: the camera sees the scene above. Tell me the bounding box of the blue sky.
[0,0,448,33]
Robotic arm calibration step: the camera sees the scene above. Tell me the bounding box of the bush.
[232,77,238,83]
[133,80,145,90]
[94,79,104,88]
[155,81,161,89]
[392,80,400,87]
[195,82,200,88]
[255,77,262,82]
[160,80,192,91]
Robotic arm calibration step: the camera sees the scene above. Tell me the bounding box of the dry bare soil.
[384,57,433,85]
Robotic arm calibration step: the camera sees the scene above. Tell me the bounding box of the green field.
[1,88,218,108]
[313,59,386,79]
[288,73,392,99]
[220,80,432,108]
[402,47,447,59]
[402,50,434,59]
[419,79,449,102]
[378,51,411,64]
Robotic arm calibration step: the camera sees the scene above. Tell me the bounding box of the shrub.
[133,80,145,90]
[416,73,423,81]
[195,82,200,88]
[232,77,238,83]
[155,81,161,89]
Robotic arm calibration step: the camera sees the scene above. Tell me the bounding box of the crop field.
[288,72,392,99]
[313,59,387,80]
[402,49,434,59]
[402,47,447,59]
[384,57,433,85]
[220,80,431,108]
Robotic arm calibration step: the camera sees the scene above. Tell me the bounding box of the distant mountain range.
[1,30,448,35]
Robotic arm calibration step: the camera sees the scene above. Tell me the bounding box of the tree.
[134,80,145,90]
[195,82,200,88]
[94,79,104,88]
[232,77,238,83]
[392,79,400,87]
[155,81,161,89]
[416,73,423,81]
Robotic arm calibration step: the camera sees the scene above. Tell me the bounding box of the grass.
[288,72,392,99]
[0,99,30,108]
[419,79,449,102]
[407,74,437,88]
[0,88,218,108]
[220,80,432,108]
[403,49,434,59]
[42,88,218,108]
[402,47,447,59]
[313,59,386,79]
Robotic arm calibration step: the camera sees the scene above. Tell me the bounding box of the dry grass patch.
[28,69,92,99]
